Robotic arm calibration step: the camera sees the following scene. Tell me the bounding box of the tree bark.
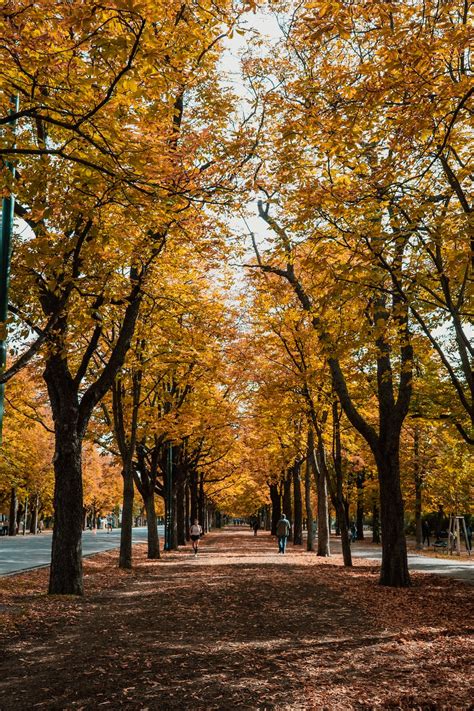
[176,475,185,546]
[16,502,23,534]
[293,463,303,545]
[190,470,198,526]
[305,432,315,552]
[144,490,160,559]
[264,505,271,530]
[332,403,352,567]
[113,367,142,570]
[372,501,381,543]
[198,472,204,532]
[119,465,134,569]
[185,481,190,541]
[8,487,17,536]
[356,472,365,540]
[376,448,410,586]
[282,471,292,542]
[30,494,39,534]
[310,439,330,557]
[269,482,281,535]
[48,416,84,595]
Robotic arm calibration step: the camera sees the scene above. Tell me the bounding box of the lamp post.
[0,95,19,443]
[164,442,173,550]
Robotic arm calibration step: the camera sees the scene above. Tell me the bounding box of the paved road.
[0,527,163,576]
[350,543,474,584]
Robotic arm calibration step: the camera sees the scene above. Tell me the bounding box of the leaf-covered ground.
[0,529,472,710]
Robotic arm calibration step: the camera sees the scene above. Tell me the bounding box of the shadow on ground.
[0,530,472,710]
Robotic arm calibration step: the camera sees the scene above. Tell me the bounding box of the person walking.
[190,519,203,556]
[252,519,260,536]
[276,514,290,554]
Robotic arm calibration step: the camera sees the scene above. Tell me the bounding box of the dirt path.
[1,529,472,710]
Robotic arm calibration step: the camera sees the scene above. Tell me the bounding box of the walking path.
[0,529,472,709]
[0,527,161,575]
[350,541,473,584]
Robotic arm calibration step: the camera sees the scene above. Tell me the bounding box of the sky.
[219,8,283,253]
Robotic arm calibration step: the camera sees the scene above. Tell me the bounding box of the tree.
[95,251,242,563]
[0,0,240,594]
[0,367,54,534]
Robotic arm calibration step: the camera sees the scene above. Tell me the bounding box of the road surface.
[0,527,163,576]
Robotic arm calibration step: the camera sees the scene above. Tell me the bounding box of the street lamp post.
[0,95,19,443]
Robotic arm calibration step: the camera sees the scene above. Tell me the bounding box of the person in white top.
[190,519,203,555]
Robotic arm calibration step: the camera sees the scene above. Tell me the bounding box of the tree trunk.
[264,505,271,530]
[144,490,160,559]
[198,473,204,532]
[376,448,410,586]
[177,476,185,546]
[372,500,381,543]
[332,406,352,568]
[317,469,330,556]
[335,496,352,567]
[293,463,303,545]
[282,471,292,542]
[269,483,281,536]
[8,487,17,536]
[119,466,134,569]
[30,494,39,534]
[305,434,314,552]
[310,443,330,557]
[344,499,350,530]
[171,486,178,549]
[190,471,198,526]
[185,481,190,541]
[413,426,423,551]
[48,421,84,595]
[16,503,23,534]
[356,472,365,540]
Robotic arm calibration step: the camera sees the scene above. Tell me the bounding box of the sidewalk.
[347,539,474,585]
[0,529,472,709]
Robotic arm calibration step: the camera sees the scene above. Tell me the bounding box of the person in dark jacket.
[276,514,290,554]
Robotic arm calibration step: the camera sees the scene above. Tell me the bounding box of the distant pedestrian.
[350,522,357,542]
[106,516,113,533]
[38,520,44,534]
[276,514,290,554]
[422,520,430,547]
[252,519,260,536]
[190,519,203,556]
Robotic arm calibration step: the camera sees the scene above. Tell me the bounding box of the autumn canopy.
[0,0,472,595]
